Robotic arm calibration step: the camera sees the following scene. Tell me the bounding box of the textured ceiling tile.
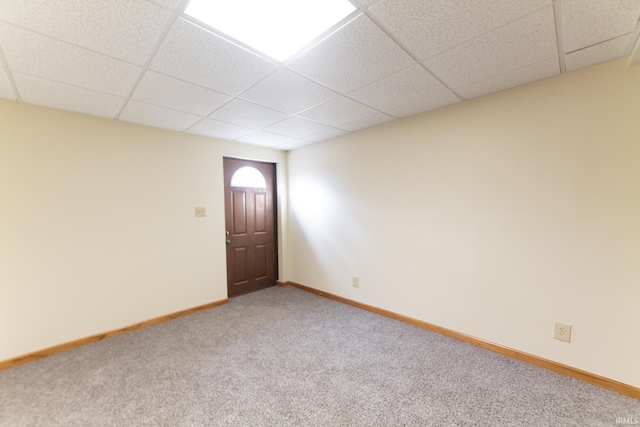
[566,34,635,72]
[186,118,254,140]
[274,140,314,151]
[304,128,350,142]
[13,73,125,118]
[262,117,333,139]
[237,131,294,147]
[0,0,172,65]
[0,68,16,100]
[563,0,640,53]
[338,112,395,132]
[457,57,560,99]
[297,96,379,127]
[151,18,277,95]
[288,14,415,93]
[208,99,288,129]
[386,92,461,118]
[425,7,557,88]
[240,68,337,114]
[132,71,231,116]
[0,24,141,97]
[120,100,201,131]
[348,64,449,112]
[371,0,552,60]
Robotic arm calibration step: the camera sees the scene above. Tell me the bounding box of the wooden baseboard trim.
[276,280,287,287]
[0,298,229,371]
[286,281,639,400]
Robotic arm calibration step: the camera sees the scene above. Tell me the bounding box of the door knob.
[226,239,231,245]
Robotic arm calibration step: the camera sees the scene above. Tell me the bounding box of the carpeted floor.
[1,286,638,426]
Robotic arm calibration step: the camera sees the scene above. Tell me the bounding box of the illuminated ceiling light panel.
[184,0,356,61]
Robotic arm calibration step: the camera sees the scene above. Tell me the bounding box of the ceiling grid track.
[553,0,568,73]
[114,0,192,120]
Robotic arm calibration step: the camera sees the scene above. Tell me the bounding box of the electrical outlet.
[352,277,360,289]
[195,207,207,217]
[553,322,572,343]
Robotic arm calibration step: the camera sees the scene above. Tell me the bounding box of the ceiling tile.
[240,68,337,114]
[120,100,201,131]
[274,140,314,151]
[563,0,640,53]
[338,112,395,132]
[0,0,172,65]
[151,18,277,95]
[457,57,560,99]
[208,99,288,129]
[425,7,557,88]
[237,131,294,147]
[297,96,379,127]
[0,24,141,97]
[262,117,332,139]
[186,118,254,140]
[348,64,449,113]
[370,0,552,60]
[304,128,350,142]
[132,71,231,116]
[0,68,16,100]
[13,73,125,118]
[566,34,635,72]
[288,14,415,93]
[386,92,461,118]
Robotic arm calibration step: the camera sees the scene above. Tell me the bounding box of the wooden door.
[223,158,277,298]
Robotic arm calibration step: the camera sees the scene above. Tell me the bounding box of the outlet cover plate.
[553,322,572,343]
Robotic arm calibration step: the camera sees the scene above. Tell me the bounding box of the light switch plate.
[195,207,207,217]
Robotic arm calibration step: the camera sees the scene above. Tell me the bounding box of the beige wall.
[0,101,287,361]
[288,59,640,388]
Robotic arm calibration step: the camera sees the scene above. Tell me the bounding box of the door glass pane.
[230,166,267,188]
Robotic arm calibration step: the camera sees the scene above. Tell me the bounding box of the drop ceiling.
[1,0,639,151]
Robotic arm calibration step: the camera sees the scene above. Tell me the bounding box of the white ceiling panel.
[425,7,558,88]
[457,57,560,100]
[262,117,333,139]
[566,34,635,72]
[288,14,415,93]
[0,24,141,97]
[186,118,254,140]
[370,0,552,60]
[338,112,395,132]
[274,139,314,151]
[151,18,277,95]
[297,96,379,127]
[237,131,294,147]
[132,71,231,116]
[209,99,288,129]
[240,68,337,114]
[563,0,640,53]
[304,128,350,143]
[0,67,16,100]
[14,73,125,118]
[386,92,461,119]
[0,0,172,66]
[348,64,449,113]
[120,100,201,131]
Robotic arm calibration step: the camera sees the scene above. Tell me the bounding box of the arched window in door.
[230,166,267,188]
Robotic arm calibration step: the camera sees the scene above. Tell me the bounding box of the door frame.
[223,157,279,297]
